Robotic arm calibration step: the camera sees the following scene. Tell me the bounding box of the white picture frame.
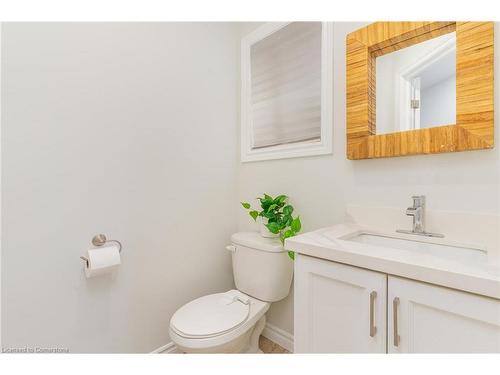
[240,22,333,162]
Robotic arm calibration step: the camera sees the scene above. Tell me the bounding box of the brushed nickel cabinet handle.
[393,297,400,347]
[369,291,377,337]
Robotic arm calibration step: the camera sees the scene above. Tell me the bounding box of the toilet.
[169,232,294,353]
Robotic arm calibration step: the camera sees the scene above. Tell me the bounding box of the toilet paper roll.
[84,245,121,278]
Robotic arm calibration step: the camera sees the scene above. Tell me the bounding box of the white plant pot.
[260,217,279,238]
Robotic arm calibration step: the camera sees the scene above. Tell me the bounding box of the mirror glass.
[376,32,456,134]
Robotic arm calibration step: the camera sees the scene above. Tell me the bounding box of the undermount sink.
[343,232,487,263]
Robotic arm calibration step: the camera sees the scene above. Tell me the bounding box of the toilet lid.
[170,291,251,338]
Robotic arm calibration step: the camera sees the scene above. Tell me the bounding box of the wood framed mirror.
[346,22,494,160]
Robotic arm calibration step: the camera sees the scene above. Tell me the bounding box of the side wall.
[1,23,240,352]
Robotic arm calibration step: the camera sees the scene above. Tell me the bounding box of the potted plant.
[241,194,301,260]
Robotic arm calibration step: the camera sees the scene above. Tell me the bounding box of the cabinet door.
[294,254,387,353]
[388,276,500,353]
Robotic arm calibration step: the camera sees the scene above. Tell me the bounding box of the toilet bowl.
[169,290,270,353]
[169,232,293,353]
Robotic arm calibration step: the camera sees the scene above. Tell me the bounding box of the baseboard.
[151,341,179,354]
[151,323,294,354]
[262,322,294,353]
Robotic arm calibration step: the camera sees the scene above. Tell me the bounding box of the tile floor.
[259,336,289,353]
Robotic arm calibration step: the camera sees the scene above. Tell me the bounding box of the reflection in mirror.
[376,32,456,135]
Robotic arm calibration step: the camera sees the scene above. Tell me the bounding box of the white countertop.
[286,223,500,300]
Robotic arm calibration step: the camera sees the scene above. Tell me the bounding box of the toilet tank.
[229,232,293,302]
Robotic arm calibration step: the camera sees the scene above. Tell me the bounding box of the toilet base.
[243,315,266,353]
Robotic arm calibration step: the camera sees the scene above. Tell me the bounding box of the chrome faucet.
[396,196,444,238]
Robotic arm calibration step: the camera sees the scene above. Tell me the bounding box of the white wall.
[238,22,499,336]
[1,23,240,352]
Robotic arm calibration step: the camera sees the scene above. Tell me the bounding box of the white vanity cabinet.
[294,254,387,353]
[294,254,500,353]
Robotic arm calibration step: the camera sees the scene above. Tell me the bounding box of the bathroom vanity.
[288,211,500,353]
[291,18,500,353]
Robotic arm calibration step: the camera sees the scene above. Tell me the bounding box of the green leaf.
[241,202,251,209]
[267,203,278,212]
[280,214,292,227]
[283,205,294,216]
[279,229,293,244]
[287,251,295,260]
[266,221,281,234]
[259,195,273,210]
[249,210,259,221]
[273,195,288,205]
[291,216,302,232]
[260,194,273,207]
[263,211,275,219]
[276,216,286,227]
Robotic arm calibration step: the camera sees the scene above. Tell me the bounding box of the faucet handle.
[398,195,444,238]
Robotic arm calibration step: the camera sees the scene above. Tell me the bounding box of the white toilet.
[169,232,294,353]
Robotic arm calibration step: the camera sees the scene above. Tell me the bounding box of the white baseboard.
[151,341,178,354]
[151,322,294,354]
[262,322,294,353]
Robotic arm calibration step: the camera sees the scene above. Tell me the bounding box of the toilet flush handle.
[225,245,236,252]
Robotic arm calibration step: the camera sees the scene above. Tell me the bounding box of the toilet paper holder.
[80,234,123,265]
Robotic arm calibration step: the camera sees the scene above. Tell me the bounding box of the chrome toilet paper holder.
[80,234,123,265]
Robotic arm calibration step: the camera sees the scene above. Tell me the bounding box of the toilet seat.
[170,290,251,339]
[169,290,270,352]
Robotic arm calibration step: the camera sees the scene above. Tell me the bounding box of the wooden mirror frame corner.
[346,22,494,160]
